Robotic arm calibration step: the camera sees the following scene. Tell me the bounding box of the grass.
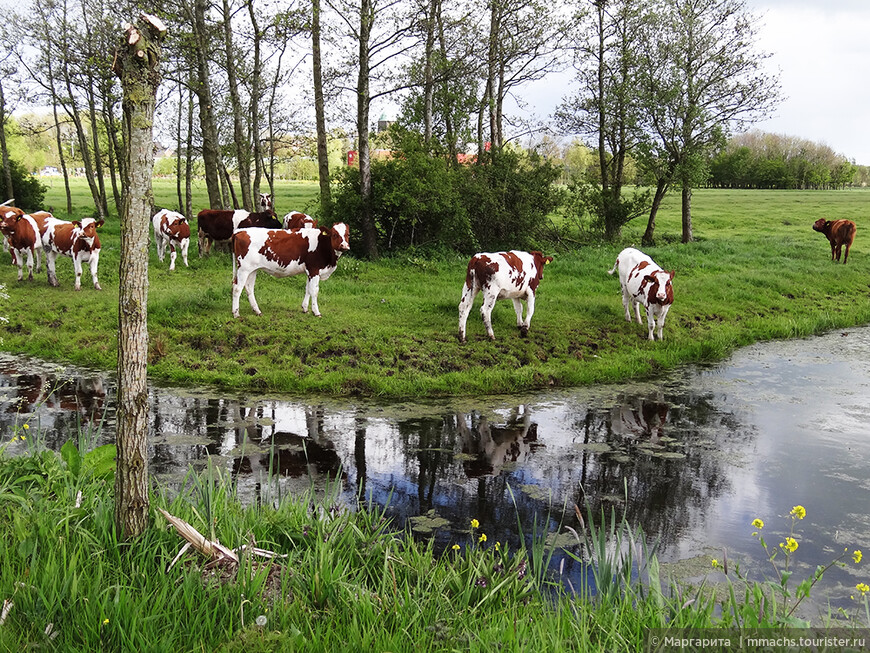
[3,435,866,651]
[3,181,870,398]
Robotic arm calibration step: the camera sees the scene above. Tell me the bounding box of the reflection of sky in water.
[2,328,870,609]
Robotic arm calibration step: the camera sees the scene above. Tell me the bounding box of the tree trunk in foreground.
[112,12,166,540]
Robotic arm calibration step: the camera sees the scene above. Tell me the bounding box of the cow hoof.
[519,326,529,337]
[94,284,102,291]
[488,335,496,342]
[458,333,466,343]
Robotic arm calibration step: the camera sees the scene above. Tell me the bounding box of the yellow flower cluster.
[470,519,479,529]
[779,537,799,553]
[790,505,806,520]
[751,518,764,529]
[854,550,863,564]
[856,583,869,596]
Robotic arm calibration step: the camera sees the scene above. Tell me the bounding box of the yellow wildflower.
[854,550,863,564]
[470,519,479,529]
[452,544,460,551]
[857,583,869,596]
[478,533,487,543]
[790,505,806,520]
[779,537,798,553]
[102,618,109,626]
[711,559,719,569]
[23,424,29,430]
[751,518,764,529]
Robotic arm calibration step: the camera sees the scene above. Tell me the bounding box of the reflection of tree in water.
[567,388,753,555]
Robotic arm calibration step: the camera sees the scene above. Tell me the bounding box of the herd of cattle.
[0,194,857,343]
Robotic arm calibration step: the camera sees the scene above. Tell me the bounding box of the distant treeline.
[706,131,864,190]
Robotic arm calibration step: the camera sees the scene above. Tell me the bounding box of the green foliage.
[0,158,47,211]
[563,177,650,240]
[332,136,564,254]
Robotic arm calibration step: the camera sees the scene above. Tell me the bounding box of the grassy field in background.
[2,180,869,397]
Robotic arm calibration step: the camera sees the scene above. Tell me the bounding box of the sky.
[516,0,870,165]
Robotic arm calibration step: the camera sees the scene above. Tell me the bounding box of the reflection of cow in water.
[0,365,106,425]
[611,394,669,443]
[232,406,344,479]
[456,406,539,477]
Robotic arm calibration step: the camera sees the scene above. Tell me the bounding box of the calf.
[812,218,856,263]
[152,209,191,270]
[0,209,42,281]
[231,223,350,318]
[42,217,104,290]
[458,250,552,343]
[196,209,282,256]
[608,247,674,341]
[282,211,318,230]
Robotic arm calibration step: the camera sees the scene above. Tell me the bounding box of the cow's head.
[258,193,273,214]
[644,270,675,304]
[326,223,350,253]
[167,214,190,239]
[812,218,827,233]
[75,218,104,246]
[0,207,25,234]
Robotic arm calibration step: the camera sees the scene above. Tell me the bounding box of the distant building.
[377,113,395,133]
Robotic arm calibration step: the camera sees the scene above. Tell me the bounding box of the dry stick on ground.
[158,508,286,573]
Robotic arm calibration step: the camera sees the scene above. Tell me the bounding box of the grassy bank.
[2,182,869,397]
[3,438,866,651]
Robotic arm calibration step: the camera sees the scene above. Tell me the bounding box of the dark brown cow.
[458,250,552,342]
[813,218,856,263]
[43,217,104,290]
[0,209,42,281]
[231,223,350,318]
[196,209,282,256]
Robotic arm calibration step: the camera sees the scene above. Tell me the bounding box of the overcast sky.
[747,0,870,164]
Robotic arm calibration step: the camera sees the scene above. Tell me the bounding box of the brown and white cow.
[42,217,104,290]
[282,211,318,230]
[608,247,674,341]
[231,223,350,318]
[458,250,553,343]
[152,209,190,270]
[0,209,42,281]
[812,218,856,264]
[258,193,273,214]
[196,209,282,256]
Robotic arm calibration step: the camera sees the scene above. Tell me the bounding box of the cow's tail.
[230,232,238,283]
[607,256,619,275]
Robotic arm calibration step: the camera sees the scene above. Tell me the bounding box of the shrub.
[0,158,47,211]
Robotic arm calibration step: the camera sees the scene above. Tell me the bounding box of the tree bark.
[312,0,332,217]
[246,0,264,199]
[681,182,693,243]
[221,0,253,210]
[357,0,378,258]
[0,79,14,202]
[112,12,166,541]
[191,0,224,209]
[642,177,669,246]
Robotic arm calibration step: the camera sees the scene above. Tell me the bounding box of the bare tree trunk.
[103,102,123,214]
[422,0,437,143]
[642,177,669,246]
[176,81,184,212]
[312,0,332,216]
[113,12,166,541]
[84,73,110,217]
[0,79,14,201]
[185,83,194,220]
[47,72,73,214]
[681,182,693,243]
[357,0,378,257]
[221,0,252,210]
[247,0,264,198]
[191,0,224,209]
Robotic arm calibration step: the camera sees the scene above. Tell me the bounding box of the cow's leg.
[458,284,479,343]
[34,246,41,274]
[244,270,261,315]
[844,242,851,264]
[168,244,177,271]
[480,292,498,340]
[830,243,836,261]
[519,293,535,337]
[156,237,165,262]
[305,276,322,317]
[633,299,643,324]
[835,243,842,262]
[656,305,670,340]
[180,239,189,267]
[45,251,59,287]
[621,287,633,322]
[73,254,84,291]
[511,298,525,328]
[198,229,208,257]
[231,266,246,318]
[645,306,657,341]
[89,251,101,290]
[15,249,27,281]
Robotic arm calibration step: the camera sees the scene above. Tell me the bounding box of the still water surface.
[2,327,869,610]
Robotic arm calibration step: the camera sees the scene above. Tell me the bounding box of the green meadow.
[2,179,869,398]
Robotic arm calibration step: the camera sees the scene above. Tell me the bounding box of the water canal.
[2,326,869,613]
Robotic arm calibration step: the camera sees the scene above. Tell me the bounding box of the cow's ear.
[668,270,675,279]
[545,256,553,265]
[644,274,657,284]
[73,221,82,228]
[96,220,105,228]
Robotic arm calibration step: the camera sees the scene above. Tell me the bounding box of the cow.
[231,223,350,318]
[196,209,283,256]
[0,209,42,281]
[258,193,273,214]
[152,209,190,270]
[457,250,553,343]
[282,211,318,230]
[608,247,674,341]
[42,216,104,290]
[812,218,856,264]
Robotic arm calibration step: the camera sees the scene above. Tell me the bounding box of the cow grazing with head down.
[608,247,674,341]
[812,218,856,264]
[282,211,318,230]
[458,250,553,343]
[231,223,351,318]
[152,209,191,270]
[42,216,104,290]
[196,209,282,256]
[0,208,42,281]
